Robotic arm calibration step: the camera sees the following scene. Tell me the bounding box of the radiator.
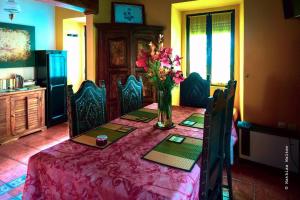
[239,125,299,173]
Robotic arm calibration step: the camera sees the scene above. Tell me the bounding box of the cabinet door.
[132,34,160,105]
[98,30,131,120]
[0,96,11,141]
[10,95,28,136]
[10,92,43,136]
[47,52,67,125]
[27,92,43,130]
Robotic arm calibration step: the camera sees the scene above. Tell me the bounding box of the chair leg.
[225,159,233,200]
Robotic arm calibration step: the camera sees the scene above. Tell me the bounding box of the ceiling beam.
[36,0,99,14]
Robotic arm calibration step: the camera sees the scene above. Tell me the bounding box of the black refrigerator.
[35,50,67,127]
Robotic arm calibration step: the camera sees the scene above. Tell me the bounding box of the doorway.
[63,17,86,92]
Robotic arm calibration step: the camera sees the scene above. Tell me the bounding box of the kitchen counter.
[0,87,46,97]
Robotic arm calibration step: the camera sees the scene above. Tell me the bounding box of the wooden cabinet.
[96,23,163,120]
[0,88,46,144]
[35,50,67,127]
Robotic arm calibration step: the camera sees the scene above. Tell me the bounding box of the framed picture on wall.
[112,2,145,24]
[0,23,35,68]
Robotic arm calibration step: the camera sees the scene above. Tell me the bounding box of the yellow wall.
[244,0,300,129]
[93,0,189,47]
[86,15,96,81]
[55,7,84,50]
[91,0,300,130]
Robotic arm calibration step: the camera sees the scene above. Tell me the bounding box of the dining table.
[22,103,237,200]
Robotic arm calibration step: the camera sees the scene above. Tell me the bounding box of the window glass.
[211,12,231,85]
[189,15,207,78]
[187,11,234,85]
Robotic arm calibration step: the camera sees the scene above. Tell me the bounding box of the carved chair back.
[223,80,237,200]
[67,80,106,138]
[118,75,143,115]
[200,89,226,200]
[180,72,211,108]
[224,80,237,156]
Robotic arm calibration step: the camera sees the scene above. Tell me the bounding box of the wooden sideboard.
[0,88,46,144]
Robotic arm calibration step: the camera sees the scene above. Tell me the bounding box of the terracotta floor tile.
[18,133,61,151]
[39,124,69,141]
[0,164,27,183]
[0,143,40,165]
[0,157,24,175]
[230,178,255,200]
[231,160,300,199]
[255,186,287,200]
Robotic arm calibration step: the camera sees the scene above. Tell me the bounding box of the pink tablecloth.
[23,104,237,200]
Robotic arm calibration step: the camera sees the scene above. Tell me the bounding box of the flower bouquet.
[136,35,184,129]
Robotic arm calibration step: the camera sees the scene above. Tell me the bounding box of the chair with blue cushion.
[118,75,143,115]
[67,80,107,138]
[223,80,237,200]
[180,72,211,108]
[200,89,226,200]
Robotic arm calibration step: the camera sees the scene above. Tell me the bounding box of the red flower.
[136,50,149,71]
[152,52,161,61]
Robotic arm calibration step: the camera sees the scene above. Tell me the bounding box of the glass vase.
[156,89,174,129]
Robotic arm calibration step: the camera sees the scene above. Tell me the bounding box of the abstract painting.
[0,23,35,68]
[109,39,126,66]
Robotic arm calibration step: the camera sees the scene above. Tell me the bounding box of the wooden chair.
[118,75,143,115]
[180,72,211,108]
[223,80,237,200]
[200,89,226,200]
[67,80,106,138]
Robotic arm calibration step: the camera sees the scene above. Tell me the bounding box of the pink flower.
[160,56,171,67]
[174,55,182,66]
[173,70,184,84]
[159,50,171,67]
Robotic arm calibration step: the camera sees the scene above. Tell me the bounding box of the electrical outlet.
[278,121,286,128]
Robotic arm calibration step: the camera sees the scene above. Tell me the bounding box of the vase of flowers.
[136,35,184,129]
[157,88,172,128]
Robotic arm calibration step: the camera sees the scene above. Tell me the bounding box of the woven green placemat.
[179,113,204,129]
[121,108,157,122]
[71,123,136,149]
[142,134,203,171]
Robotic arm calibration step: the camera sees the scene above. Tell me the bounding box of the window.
[186,10,234,85]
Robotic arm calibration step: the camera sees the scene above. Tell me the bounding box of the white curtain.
[211,12,232,85]
[189,15,207,78]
